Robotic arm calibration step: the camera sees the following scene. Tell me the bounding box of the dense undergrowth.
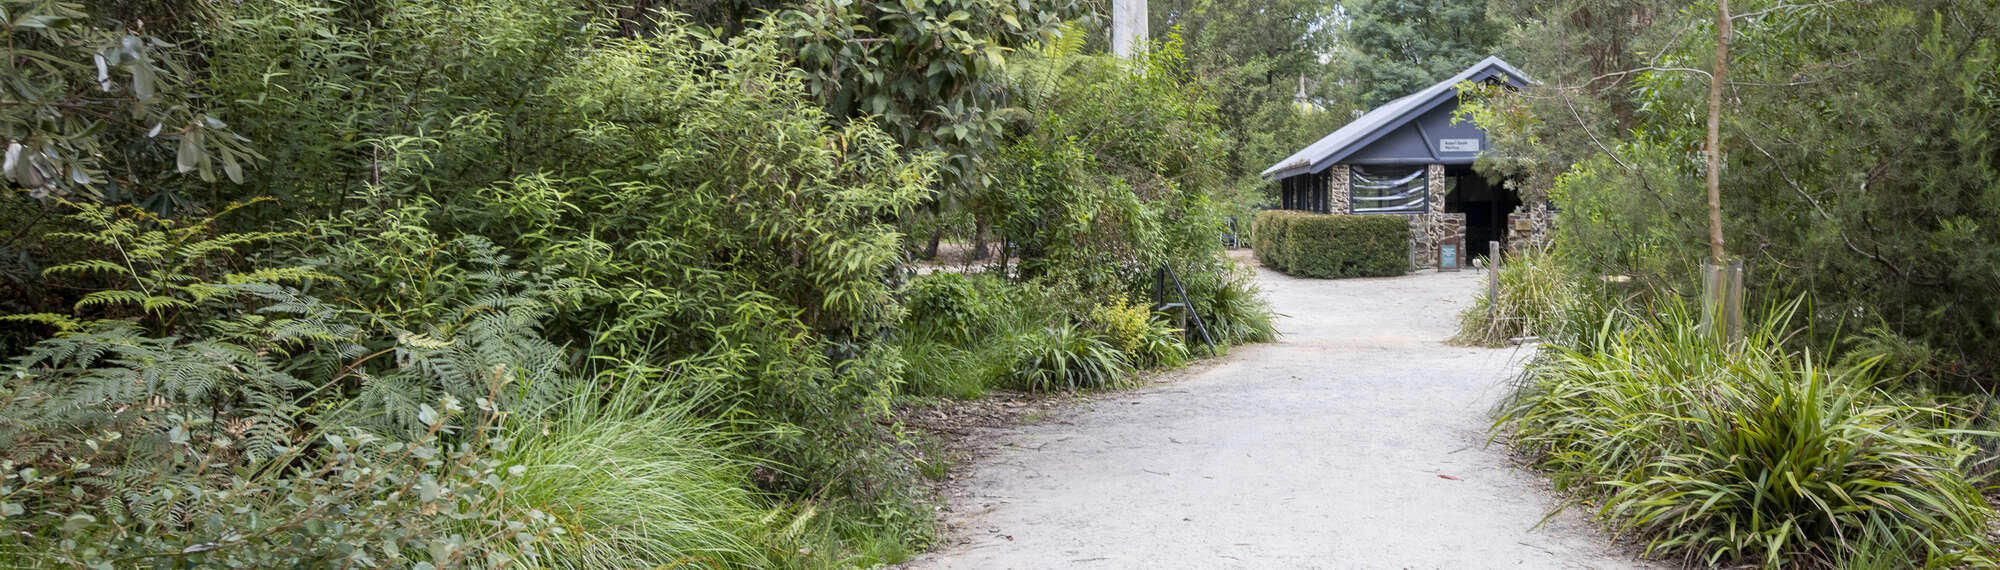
[1496,299,1997,568]
[1465,246,2000,568]
[0,1,1273,567]
[1453,3,2000,565]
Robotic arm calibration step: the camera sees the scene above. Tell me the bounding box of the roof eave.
[1263,60,1532,180]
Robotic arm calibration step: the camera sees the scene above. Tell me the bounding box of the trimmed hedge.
[1252,210,1410,278]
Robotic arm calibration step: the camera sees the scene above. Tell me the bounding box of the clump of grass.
[1198,265,1279,348]
[1452,246,1580,347]
[1498,301,1996,568]
[496,380,797,569]
[1007,324,1133,392]
[899,339,993,399]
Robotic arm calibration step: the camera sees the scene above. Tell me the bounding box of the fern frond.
[224,266,337,285]
[73,290,156,311]
[1,312,84,332]
[42,259,131,278]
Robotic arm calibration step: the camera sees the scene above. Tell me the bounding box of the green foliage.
[898,272,1017,399]
[1,392,559,569]
[495,382,794,569]
[905,272,999,345]
[1086,295,1188,369]
[1143,0,1348,207]
[1452,246,1584,347]
[1,0,258,203]
[6,198,326,336]
[994,32,1233,297]
[1476,0,2000,381]
[777,0,1082,187]
[1007,323,1133,392]
[1252,210,1409,278]
[774,0,1089,259]
[1188,266,1278,347]
[1334,0,1505,108]
[3,0,1279,565]
[1498,303,1996,568]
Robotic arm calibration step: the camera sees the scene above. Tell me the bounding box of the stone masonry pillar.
[1328,164,1351,214]
[1409,164,1447,269]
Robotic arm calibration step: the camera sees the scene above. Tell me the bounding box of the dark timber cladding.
[1261,56,1545,269]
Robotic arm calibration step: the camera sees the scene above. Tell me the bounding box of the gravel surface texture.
[901,261,1661,569]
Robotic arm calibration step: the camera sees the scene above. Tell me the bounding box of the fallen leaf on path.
[1438,474,1461,481]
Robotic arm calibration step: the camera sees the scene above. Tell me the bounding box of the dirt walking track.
[903,262,1659,569]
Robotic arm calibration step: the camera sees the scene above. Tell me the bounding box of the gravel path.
[903,261,1660,569]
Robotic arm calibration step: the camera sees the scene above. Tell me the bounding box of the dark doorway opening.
[1444,167,1520,261]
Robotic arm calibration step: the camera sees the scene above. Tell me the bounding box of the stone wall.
[1505,200,1557,251]
[1328,164,1351,214]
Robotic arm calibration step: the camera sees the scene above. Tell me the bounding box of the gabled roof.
[1262,57,1534,180]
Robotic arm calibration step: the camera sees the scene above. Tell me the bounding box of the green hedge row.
[1252,210,1410,278]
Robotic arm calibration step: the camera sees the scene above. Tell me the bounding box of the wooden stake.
[1487,241,1502,328]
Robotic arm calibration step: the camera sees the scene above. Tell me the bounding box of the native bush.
[1086,295,1190,369]
[4,2,949,563]
[905,272,1001,346]
[0,0,257,207]
[1007,324,1133,392]
[3,0,1281,565]
[1497,302,1996,568]
[1190,265,1280,347]
[992,31,1237,299]
[1252,210,1408,278]
[0,397,559,569]
[1451,246,1585,347]
[1473,0,2000,382]
[0,201,614,567]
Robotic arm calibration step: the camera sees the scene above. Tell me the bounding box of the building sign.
[1439,138,1481,153]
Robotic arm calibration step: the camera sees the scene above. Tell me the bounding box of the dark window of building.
[1351,166,1427,214]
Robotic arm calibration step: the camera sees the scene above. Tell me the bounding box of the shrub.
[1250,209,1297,271]
[898,340,992,400]
[1087,296,1190,369]
[989,32,1234,303]
[1187,264,1280,348]
[1497,302,1996,568]
[1007,324,1134,392]
[905,272,999,345]
[1252,210,1408,278]
[1451,246,1583,346]
[0,395,556,569]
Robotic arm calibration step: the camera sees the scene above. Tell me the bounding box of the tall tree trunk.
[970,217,991,261]
[922,199,944,260]
[1704,0,1732,263]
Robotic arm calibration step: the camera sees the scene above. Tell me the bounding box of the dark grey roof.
[1262,57,1534,180]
